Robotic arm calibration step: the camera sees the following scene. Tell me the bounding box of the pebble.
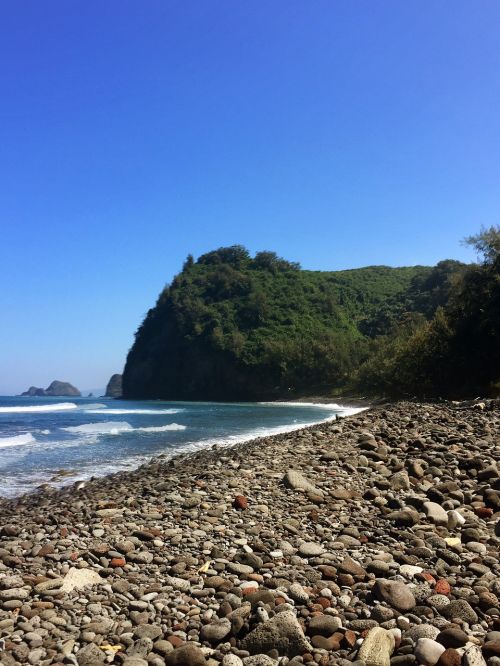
[0,399,496,666]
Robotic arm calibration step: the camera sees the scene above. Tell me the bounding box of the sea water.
[0,396,365,497]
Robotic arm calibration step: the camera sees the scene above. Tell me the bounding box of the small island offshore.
[0,229,498,666]
[20,380,81,397]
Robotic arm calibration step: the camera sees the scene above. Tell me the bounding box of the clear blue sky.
[1,2,499,394]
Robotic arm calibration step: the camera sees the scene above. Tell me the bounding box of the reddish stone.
[274,596,287,605]
[303,654,314,662]
[60,527,68,537]
[70,552,78,561]
[338,574,355,587]
[419,572,437,584]
[317,565,337,580]
[435,579,451,596]
[110,557,126,568]
[342,630,357,649]
[315,597,331,609]
[475,506,493,519]
[437,648,461,666]
[36,543,54,557]
[167,636,185,648]
[309,509,320,522]
[482,642,500,659]
[234,495,248,510]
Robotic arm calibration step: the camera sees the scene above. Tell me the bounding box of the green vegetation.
[122,239,488,400]
[354,226,500,398]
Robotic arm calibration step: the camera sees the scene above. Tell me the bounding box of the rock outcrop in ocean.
[105,373,123,398]
[20,380,81,397]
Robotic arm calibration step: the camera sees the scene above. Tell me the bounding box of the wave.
[83,408,183,415]
[0,433,36,448]
[258,401,367,416]
[136,423,186,432]
[62,421,186,436]
[81,403,107,410]
[0,402,78,414]
[63,421,133,435]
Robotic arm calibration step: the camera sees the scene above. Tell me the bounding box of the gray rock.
[464,645,487,666]
[423,502,448,526]
[373,579,416,611]
[308,614,342,636]
[442,599,478,624]
[407,625,440,642]
[200,617,232,643]
[242,609,312,657]
[284,470,322,497]
[76,642,105,666]
[298,542,324,557]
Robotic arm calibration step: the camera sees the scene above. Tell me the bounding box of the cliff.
[123,246,465,401]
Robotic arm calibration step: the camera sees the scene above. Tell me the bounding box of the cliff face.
[20,381,81,397]
[105,374,123,398]
[123,246,461,401]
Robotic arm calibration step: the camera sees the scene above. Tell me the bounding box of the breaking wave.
[0,433,36,448]
[0,403,78,414]
[84,408,183,415]
[63,421,186,436]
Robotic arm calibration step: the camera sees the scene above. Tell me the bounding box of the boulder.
[373,579,416,611]
[241,610,312,657]
[357,627,395,666]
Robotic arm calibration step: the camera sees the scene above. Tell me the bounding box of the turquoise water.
[0,396,363,497]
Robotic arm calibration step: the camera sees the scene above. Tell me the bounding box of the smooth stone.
[298,542,324,557]
[164,644,207,666]
[414,638,446,666]
[424,502,449,526]
[374,579,416,612]
[200,618,232,643]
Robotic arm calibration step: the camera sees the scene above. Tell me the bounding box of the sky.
[1,1,499,394]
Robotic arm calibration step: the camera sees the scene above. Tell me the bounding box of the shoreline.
[0,399,367,501]
[0,399,498,666]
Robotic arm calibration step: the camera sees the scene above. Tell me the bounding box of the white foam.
[81,403,107,410]
[84,408,183,415]
[137,423,186,432]
[0,402,78,414]
[63,421,133,435]
[0,433,36,448]
[258,401,367,416]
[63,421,186,436]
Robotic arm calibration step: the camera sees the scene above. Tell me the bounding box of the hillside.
[122,247,464,400]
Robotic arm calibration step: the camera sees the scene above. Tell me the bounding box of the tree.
[463,225,500,264]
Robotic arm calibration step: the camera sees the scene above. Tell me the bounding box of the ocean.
[0,396,365,498]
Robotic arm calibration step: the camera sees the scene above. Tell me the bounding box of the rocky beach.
[0,400,498,666]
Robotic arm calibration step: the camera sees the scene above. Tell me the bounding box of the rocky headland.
[20,381,81,397]
[0,400,498,666]
[105,375,123,399]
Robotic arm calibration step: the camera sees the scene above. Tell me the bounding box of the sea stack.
[105,373,122,398]
[20,380,81,397]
